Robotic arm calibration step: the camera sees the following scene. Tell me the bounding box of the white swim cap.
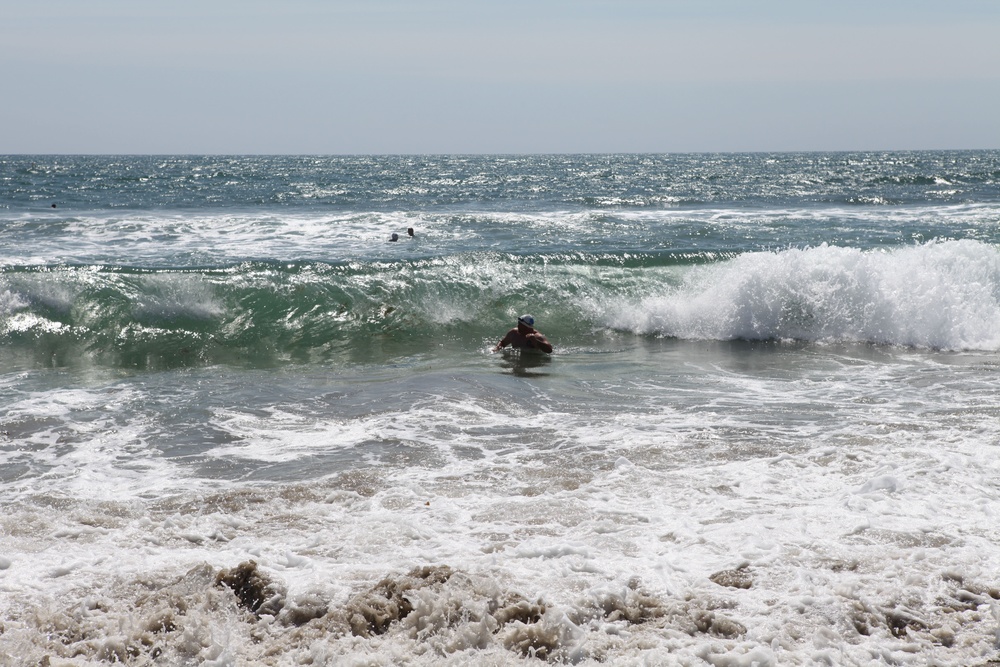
[518,314,534,326]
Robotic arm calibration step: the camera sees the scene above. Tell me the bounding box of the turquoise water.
[2,153,1000,665]
[4,153,1000,369]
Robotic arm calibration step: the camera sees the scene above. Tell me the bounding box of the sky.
[2,0,999,154]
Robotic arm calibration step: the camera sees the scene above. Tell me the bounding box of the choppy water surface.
[2,153,1000,666]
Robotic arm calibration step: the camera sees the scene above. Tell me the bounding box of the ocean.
[2,152,1000,666]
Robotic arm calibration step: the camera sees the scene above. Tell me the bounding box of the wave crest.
[612,240,1000,350]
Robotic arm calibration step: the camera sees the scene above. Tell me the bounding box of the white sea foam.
[3,342,1000,664]
[1,211,434,267]
[613,240,1000,350]
[0,383,189,499]
[0,289,27,317]
[4,201,1000,269]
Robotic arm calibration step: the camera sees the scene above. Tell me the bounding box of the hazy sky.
[3,0,998,154]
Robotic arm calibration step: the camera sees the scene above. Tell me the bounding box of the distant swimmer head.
[517,314,534,327]
[407,227,414,237]
[390,233,399,242]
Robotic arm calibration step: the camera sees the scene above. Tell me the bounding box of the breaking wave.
[3,240,1000,370]
[609,239,1000,350]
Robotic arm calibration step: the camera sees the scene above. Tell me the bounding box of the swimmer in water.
[493,314,553,354]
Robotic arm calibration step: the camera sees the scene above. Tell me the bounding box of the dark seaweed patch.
[215,559,286,617]
[692,609,747,638]
[492,598,546,627]
[341,564,453,637]
[709,564,753,590]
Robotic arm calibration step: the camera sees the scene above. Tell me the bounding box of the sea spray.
[611,240,1000,350]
